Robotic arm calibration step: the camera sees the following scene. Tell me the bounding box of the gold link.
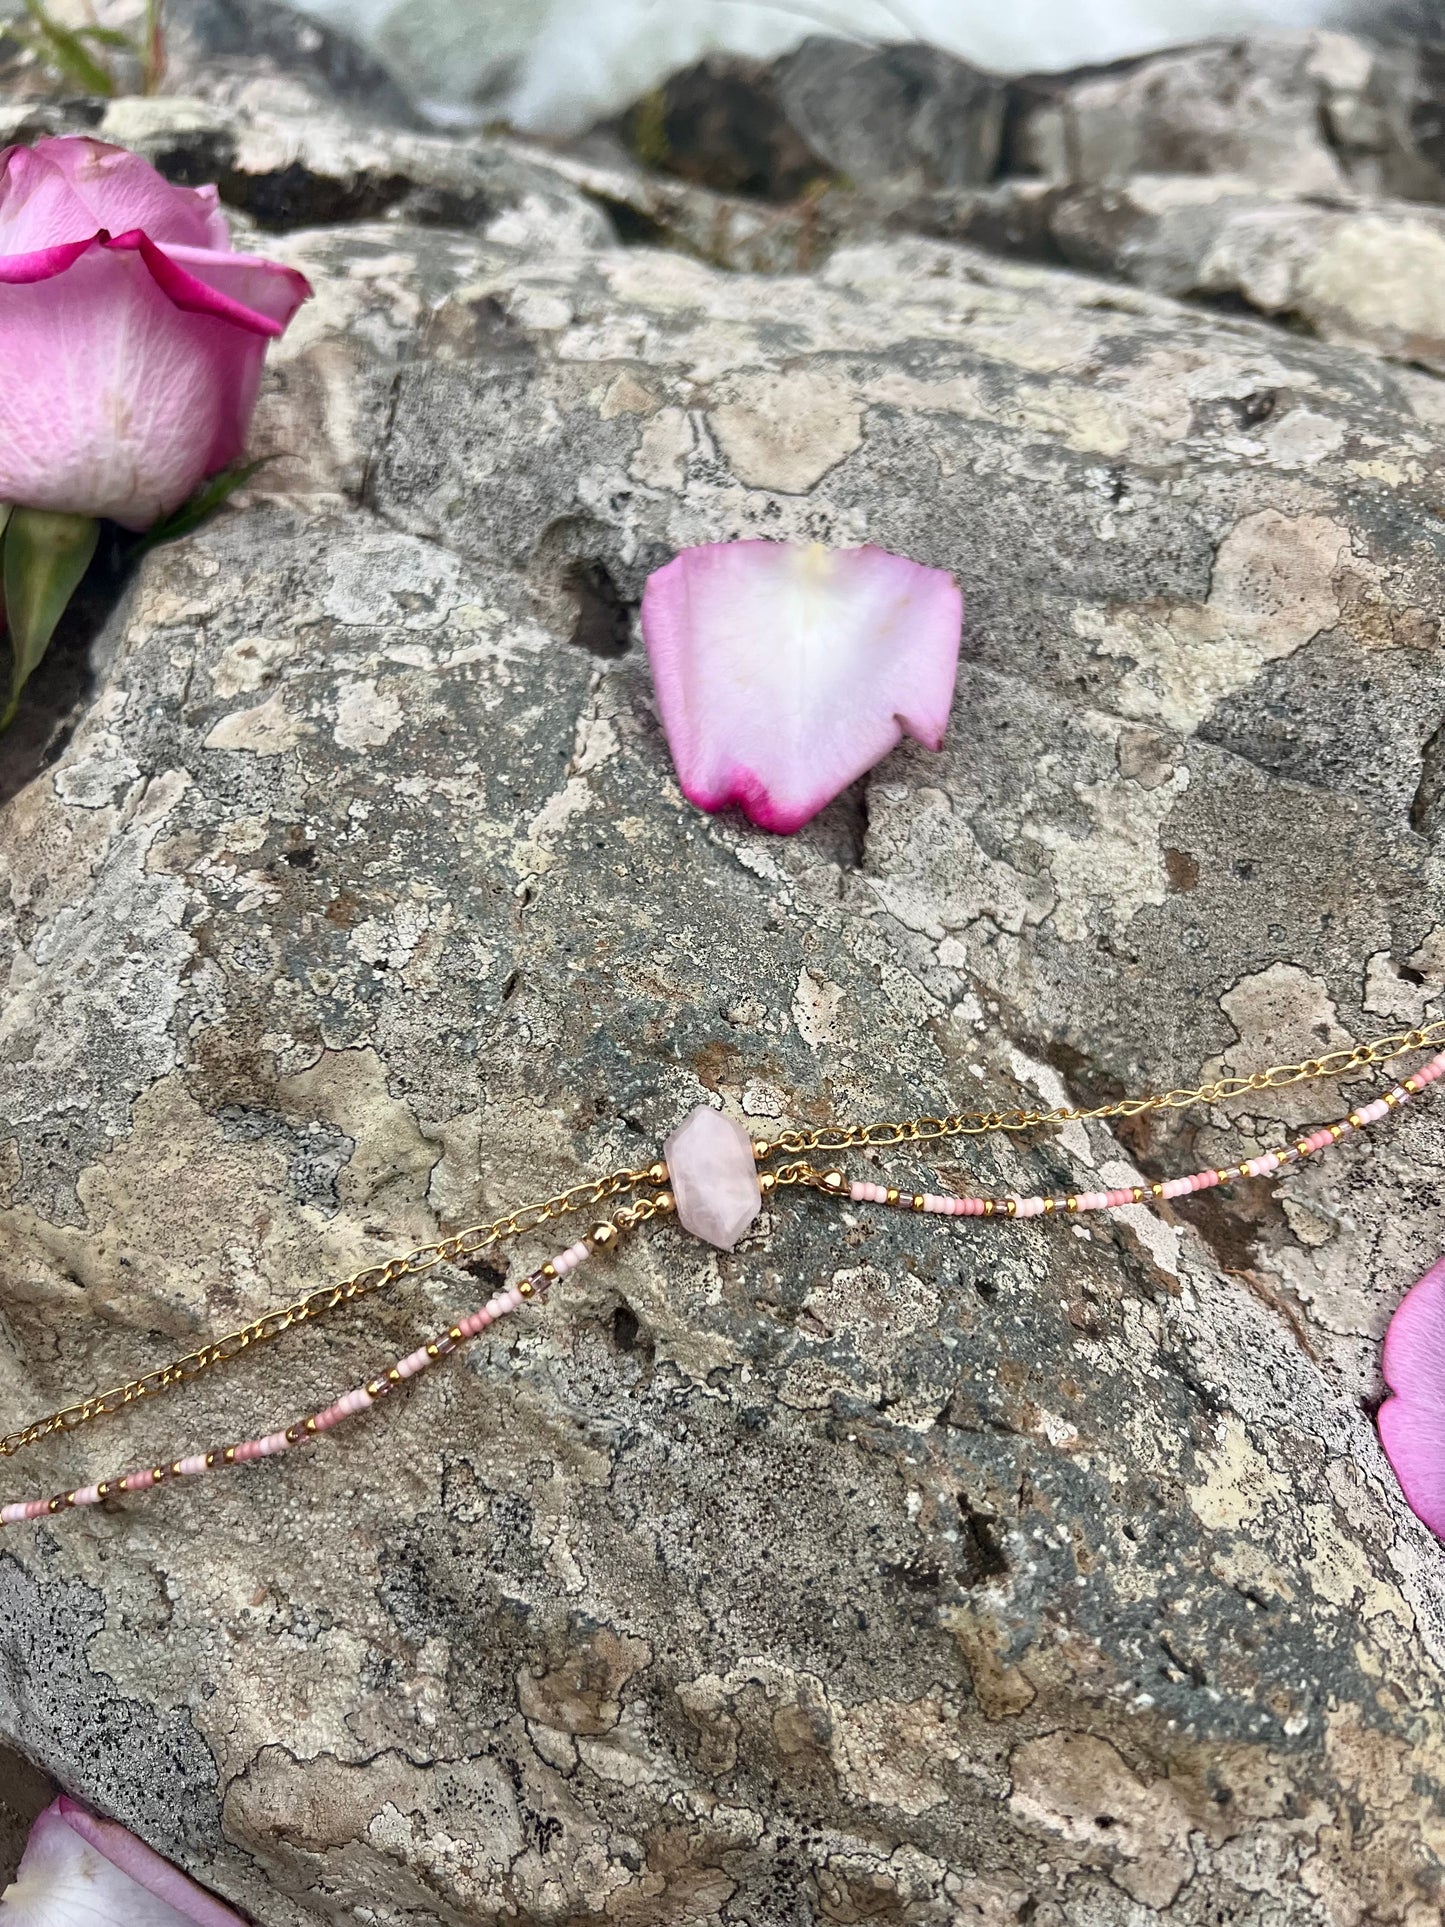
[4,1022,1439,1465]
[0,1154,663,1461]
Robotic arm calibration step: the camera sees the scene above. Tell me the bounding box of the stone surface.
[663,1106,762,1250]
[610,39,1008,201]
[1,35,1445,1927]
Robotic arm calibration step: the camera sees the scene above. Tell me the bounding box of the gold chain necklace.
[2,1020,1441,1523]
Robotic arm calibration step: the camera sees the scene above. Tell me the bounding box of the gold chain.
[0,1160,660,1461]
[759,1023,1445,1157]
[4,1021,1439,1463]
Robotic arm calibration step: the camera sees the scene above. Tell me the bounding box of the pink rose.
[0,137,310,530]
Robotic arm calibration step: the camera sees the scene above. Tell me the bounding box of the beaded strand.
[0,1241,594,1528]
[844,1050,1445,1222]
[3,1046,1442,1529]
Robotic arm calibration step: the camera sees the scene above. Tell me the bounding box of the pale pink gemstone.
[664,1105,763,1251]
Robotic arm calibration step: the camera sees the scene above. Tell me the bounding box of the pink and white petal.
[0,145,99,255]
[0,248,270,527]
[138,241,313,336]
[0,1800,245,1927]
[642,540,963,834]
[1379,1254,1445,1539]
[26,139,231,252]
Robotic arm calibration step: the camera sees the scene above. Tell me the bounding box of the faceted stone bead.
[663,1105,762,1251]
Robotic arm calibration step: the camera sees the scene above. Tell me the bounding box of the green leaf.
[77,25,138,48]
[138,458,270,553]
[0,509,99,733]
[20,0,116,95]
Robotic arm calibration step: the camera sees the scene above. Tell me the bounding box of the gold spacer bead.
[386,1367,403,1385]
[541,1261,559,1280]
[96,1482,111,1500]
[1296,1139,1312,1156]
[1383,1090,1400,1107]
[223,1447,237,1465]
[822,1169,846,1194]
[1215,1170,1231,1186]
[1151,1181,1166,1197]
[426,1343,441,1359]
[1348,1112,1364,1129]
[589,1222,619,1251]
[1006,1198,1018,1218]
[286,1426,303,1444]
[753,1141,772,1162]
[647,1161,668,1184]
[654,1190,676,1213]
[984,1200,996,1217]
[170,1461,185,1478]
[152,1465,166,1482]
[518,1277,535,1298]
[367,1379,387,1398]
[48,1496,64,1513]
[1330,1125,1344,1141]
[448,1326,464,1343]
[759,1171,777,1194]
[886,1188,901,1206]
[1132,1187,1145,1204]
[912,1193,927,1212]
[1237,1163,1252,1180]
[1043,1198,1057,1214]
[1066,1196,1079,1212]
[305,1417,319,1434]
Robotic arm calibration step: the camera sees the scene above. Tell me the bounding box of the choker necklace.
[3,1023,1442,1530]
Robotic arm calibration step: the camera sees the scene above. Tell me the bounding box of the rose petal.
[1379,1254,1445,1538]
[130,239,311,337]
[641,540,963,833]
[0,139,230,254]
[0,248,282,526]
[0,1799,245,1927]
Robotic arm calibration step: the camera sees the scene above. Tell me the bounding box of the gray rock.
[774,37,1008,193]
[609,37,1007,202]
[162,0,420,126]
[1009,30,1445,203]
[2,68,1445,1927]
[909,174,1445,372]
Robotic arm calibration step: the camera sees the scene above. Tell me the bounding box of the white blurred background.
[292,0,1348,130]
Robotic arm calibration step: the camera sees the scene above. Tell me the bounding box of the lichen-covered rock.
[1009,30,1445,202]
[2,73,1445,1927]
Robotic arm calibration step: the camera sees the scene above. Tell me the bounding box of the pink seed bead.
[500,1287,523,1313]
[24,1499,50,1520]
[176,1456,208,1478]
[68,1486,101,1507]
[2,1502,29,1526]
[1356,1099,1389,1126]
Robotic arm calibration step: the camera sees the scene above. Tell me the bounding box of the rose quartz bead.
[663,1105,763,1251]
